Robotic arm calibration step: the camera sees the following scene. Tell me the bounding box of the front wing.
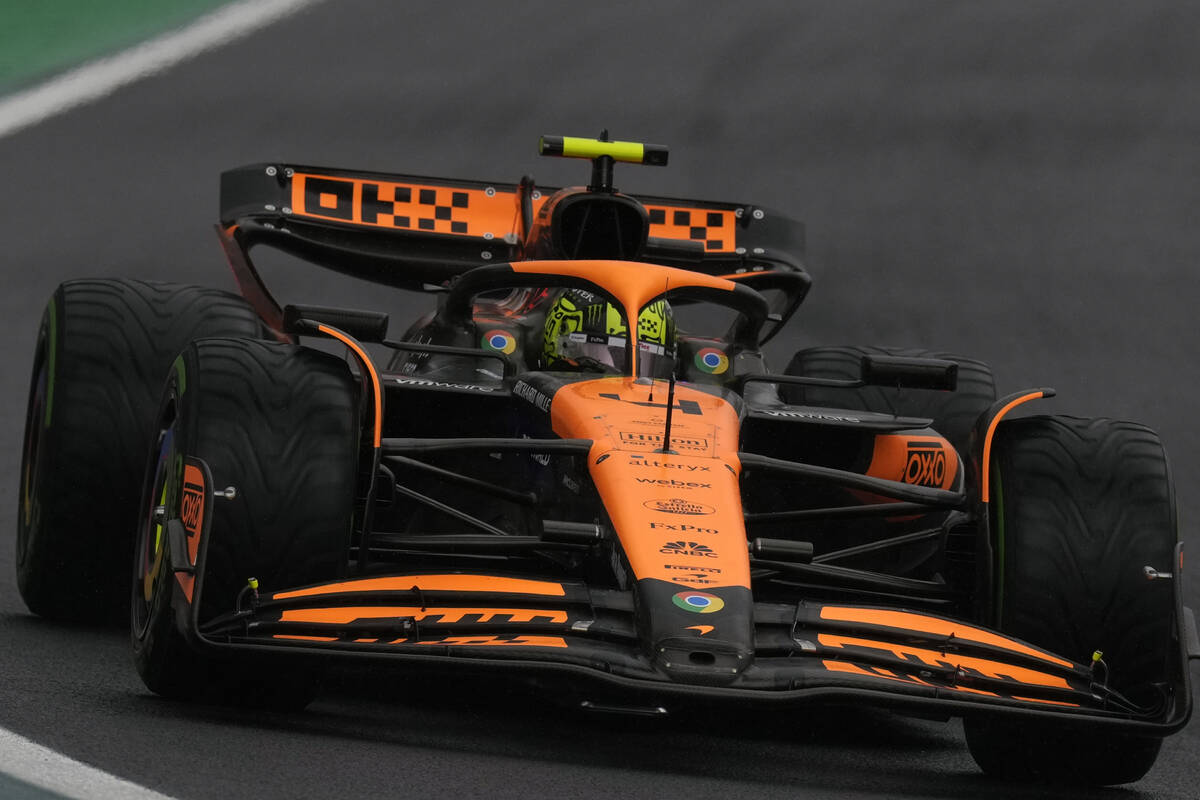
[182,571,1195,732]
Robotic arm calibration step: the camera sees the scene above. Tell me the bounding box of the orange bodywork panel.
[550,376,750,590]
[279,607,569,625]
[272,574,567,600]
[818,606,1074,668]
[269,633,569,649]
[288,173,743,254]
[817,633,1073,690]
[822,660,1001,698]
[643,203,738,253]
[864,434,959,491]
[290,172,546,240]
[174,462,208,603]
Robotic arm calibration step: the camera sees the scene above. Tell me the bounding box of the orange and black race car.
[17,135,1198,785]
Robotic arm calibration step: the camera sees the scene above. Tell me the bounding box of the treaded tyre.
[17,279,264,623]
[783,345,995,457]
[132,338,359,709]
[964,415,1176,785]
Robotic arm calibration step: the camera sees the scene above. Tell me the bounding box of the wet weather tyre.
[963,415,1176,785]
[782,346,995,457]
[132,338,359,709]
[17,279,264,623]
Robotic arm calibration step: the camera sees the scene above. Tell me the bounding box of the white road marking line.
[0,725,175,800]
[0,0,324,140]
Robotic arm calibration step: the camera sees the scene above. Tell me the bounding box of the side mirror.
[283,304,390,343]
[861,354,958,391]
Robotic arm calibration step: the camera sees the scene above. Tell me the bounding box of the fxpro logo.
[904,441,947,487]
[650,522,719,534]
[659,541,719,558]
[642,498,716,516]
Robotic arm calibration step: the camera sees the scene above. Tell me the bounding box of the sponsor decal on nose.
[672,591,725,613]
[642,497,716,515]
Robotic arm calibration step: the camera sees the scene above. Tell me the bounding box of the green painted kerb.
[43,298,57,429]
[0,1,231,94]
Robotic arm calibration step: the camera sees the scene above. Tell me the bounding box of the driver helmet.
[542,289,675,376]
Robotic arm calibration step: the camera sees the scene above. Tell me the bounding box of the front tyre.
[964,416,1176,785]
[17,280,264,623]
[132,338,359,709]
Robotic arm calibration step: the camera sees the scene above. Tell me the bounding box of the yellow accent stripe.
[559,137,645,163]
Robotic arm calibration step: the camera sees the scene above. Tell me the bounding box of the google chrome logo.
[694,347,729,375]
[482,330,517,354]
[672,591,725,614]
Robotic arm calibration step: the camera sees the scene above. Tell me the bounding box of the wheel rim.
[133,420,175,639]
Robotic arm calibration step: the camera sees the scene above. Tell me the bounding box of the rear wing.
[218,144,810,334]
[221,162,807,275]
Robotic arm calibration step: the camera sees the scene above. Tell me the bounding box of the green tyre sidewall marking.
[44,297,56,429]
[993,470,1004,623]
[172,354,186,396]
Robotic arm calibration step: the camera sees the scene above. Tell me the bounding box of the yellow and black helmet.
[542,289,675,375]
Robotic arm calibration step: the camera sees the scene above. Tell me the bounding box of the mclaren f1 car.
[16,134,1197,785]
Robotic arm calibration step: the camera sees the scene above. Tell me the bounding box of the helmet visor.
[554,332,626,373]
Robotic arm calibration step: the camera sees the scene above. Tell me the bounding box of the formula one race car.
[17,135,1197,785]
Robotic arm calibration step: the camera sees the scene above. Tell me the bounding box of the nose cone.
[639,580,754,686]
[548,377,755,686]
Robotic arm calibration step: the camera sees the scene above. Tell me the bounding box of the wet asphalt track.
[1,1,1198,797]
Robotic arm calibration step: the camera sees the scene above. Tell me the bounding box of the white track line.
[0,1,320,795]
[0,725,175,800]
[0,0,323,140]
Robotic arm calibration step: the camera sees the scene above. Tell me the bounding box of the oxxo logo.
[659,541,719,558]
[904,441,947,487]
[650,522,719,534]
[180,464,206,536]
[642,498,716,516]
[181,489,204,532]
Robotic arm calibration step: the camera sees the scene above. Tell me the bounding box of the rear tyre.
[782,345,995,457]
[132,338,359,709]
[17,280,264,623]
[964,416,1176,785]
